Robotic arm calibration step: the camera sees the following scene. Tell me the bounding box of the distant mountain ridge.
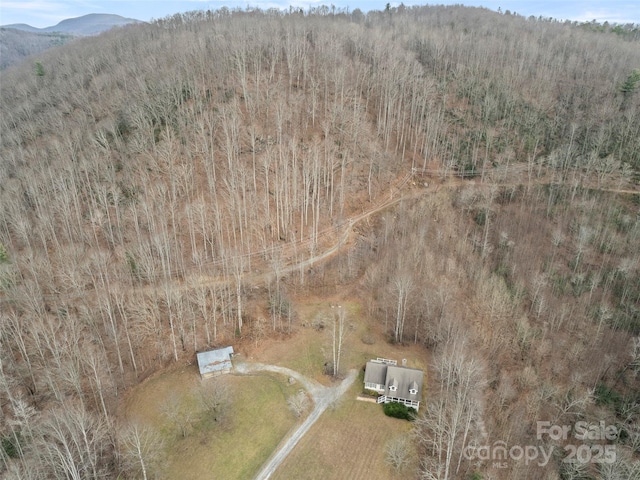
[2,13,142,36]
[0,13,144,69]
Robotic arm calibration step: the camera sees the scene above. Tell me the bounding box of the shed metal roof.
[196,346,234,375]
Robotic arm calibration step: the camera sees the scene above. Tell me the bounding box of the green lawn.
[272,380,416,480]
[122,366,299,479]
[121,298,428,480]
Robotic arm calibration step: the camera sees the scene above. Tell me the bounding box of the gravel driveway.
[234,362,357,480]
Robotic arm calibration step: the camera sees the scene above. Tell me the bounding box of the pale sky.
[1,1,638,28]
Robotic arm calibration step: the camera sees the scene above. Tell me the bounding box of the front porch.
[376,395,420,411]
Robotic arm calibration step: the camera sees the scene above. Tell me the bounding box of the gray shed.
[196,346,234,378]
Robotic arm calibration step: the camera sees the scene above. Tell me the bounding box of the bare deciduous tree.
[385,434,412,472]
[392,273,413,344]
[414,336,484,480]
[117,422,163,480]
[330,305,348,377]
[287,390,310,418]
[161,394,194,438]
[197,378,230,423]
[33,404,112,480]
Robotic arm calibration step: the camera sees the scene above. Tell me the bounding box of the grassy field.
[257,298,427,480]
[252,299,428,379]
[120,297,428,479]
[271,378,417,480]
[121,365,299,479]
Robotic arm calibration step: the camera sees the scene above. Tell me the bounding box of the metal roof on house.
[196,346,234,375]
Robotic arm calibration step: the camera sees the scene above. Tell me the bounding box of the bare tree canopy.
[1,5,639,478]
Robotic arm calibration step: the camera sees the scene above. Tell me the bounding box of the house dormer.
[409,380,418,395]
[388,378,398,392]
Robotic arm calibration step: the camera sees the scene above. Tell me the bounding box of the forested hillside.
[0,5,639,479]
[0,29,75,70]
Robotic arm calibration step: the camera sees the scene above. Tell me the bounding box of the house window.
[409,388,417,395]
[389,385,397,392]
